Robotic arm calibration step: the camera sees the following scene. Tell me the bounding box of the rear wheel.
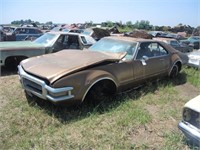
[170,64,179,78]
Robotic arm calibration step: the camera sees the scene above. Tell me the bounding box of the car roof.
[48,31,91,37]
[104,36,178,53]
[153,37,177,41]
[105,36,156,43]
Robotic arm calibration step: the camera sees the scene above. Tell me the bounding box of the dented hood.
[21,50,126,83]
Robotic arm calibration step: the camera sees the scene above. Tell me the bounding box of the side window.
[81,36,87,44]
[149,43,168,56]
[136,42,152,59]
[136,42,168,59]
[53,35,64,52]
[67,35,80,49]
[28,29,35,34]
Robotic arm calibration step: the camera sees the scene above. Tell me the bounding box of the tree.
[126,21,133,28]
[46,21,53,25]
[106,21,114,27]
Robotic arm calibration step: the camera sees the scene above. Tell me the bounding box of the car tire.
[170,64,179,78]
[85,81,114,106]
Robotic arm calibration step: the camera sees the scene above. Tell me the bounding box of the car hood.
[21,50,126,84]
[0,41,44,50]
[184,95,200,113]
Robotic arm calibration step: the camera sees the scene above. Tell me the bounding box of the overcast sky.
[1,0,199,27]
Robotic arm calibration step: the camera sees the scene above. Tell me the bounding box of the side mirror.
[140,56,149,66]
[142,55,149,61]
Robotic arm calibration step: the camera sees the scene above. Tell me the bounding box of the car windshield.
[89,38,137,60]
[33,33,59,46]
[81,35,96,45]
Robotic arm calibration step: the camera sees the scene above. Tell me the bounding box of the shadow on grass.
[0,66,18,77]
[27,71,187,124]
[182,137,200,150]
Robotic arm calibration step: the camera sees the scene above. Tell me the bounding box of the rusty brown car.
[18,36,184,105]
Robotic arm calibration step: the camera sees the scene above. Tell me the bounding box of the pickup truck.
[0,32,96,67]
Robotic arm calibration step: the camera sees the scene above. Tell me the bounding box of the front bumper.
[18,65,74,103]
[178,121,200,144]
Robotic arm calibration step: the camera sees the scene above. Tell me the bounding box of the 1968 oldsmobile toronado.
[18,36,187,105]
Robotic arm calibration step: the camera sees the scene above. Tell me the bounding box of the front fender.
[52,69,119,102]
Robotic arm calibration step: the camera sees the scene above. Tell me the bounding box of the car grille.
[22,78,42,94]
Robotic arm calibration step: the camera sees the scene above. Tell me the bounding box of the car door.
[133,42,170,81]
[15,28,28,41]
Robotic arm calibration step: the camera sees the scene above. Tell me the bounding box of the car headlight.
[183,108,191,122]
[183,108,200,128]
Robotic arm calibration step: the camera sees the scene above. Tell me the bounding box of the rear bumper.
[178,121,200,144]
[18,65,74,103]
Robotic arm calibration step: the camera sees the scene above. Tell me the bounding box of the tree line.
[10,19,195,34]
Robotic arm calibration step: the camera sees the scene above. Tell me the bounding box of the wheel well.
[83,79,117,102]
[176,61,182,72]
[5,56,28,67]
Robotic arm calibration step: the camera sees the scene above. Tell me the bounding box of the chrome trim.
[18,65,74,103]
[81,77,117,102]
[178,121,200,142]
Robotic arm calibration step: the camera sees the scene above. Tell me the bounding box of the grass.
[0,66,200,149]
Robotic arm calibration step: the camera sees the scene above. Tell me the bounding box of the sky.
[0,0,200,27]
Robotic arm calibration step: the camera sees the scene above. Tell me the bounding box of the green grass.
[0,67,200,149]
[182,67,200,88]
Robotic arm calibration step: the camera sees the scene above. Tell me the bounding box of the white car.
[178,95,200,146]
[187,50,200,68]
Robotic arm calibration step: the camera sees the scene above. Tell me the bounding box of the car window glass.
[28,29,35,34]
[136,42,168,59]
[67,35,79,49]
[149,43,168,56]
[136,42,152,59]
[53,35,64,52]
[81,36,87,44]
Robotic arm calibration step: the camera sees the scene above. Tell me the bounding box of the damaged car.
[18,37,184,105]
[178,95,200,147]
